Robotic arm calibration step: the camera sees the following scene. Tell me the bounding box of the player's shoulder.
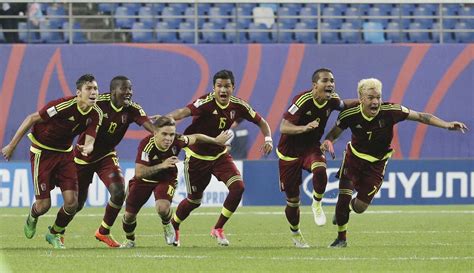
[380,102,408,113]
[192,93,214,108]
[141,134,155,152]
[338,103,361,120]
[53,96,77,110]
[293,90,313,107]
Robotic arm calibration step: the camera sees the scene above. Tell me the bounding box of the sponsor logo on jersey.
[230,110,236,120]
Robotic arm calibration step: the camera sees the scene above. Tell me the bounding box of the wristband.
[264,136,273,142]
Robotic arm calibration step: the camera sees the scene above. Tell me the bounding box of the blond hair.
[357,78,382,99]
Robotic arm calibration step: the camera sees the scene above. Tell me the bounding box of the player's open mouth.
[369,106,379,113]
[219,94,228,99]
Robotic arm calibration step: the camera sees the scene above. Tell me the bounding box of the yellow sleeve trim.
[349,142,392,162]
[28,133,72,152]
[183,147,228,161]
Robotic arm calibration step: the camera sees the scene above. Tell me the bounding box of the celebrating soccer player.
[1,74,102,249]
[120,116,231,248]
[167,69,273,246]
[277,68,356,248]
[72,76,154,247]
[321,78,468,248]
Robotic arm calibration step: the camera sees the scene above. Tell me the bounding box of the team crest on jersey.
[122,114,128,124]
[379,120,385,128]
[172,146,177,155]
[40,183,47,192]
[230,110,236,120]
[86,118,91,126]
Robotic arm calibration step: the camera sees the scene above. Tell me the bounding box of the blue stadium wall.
[0,44,472,206]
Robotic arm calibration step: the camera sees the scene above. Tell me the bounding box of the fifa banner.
[0,159,472,207]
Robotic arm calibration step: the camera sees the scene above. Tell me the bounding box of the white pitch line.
[0,210,473,218]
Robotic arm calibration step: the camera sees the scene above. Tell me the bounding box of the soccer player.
[321,78,468,248]
[167,69,273,246]
[73,76,153,248]
[277,68,356,248]
[1,74,102,249]
[120,116,231,248]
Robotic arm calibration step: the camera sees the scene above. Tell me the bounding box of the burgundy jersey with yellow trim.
[278,91,343,157]
[134,134,188,182]
[75,94,149,162]
[184,93,262,157]
[32,96,102,151]
[337,102,410,159]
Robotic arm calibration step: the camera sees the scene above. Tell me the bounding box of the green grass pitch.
[1,205,473,272]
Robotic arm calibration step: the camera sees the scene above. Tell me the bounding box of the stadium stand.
[2,2,472,44]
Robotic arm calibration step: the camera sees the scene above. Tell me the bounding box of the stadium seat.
[299,7,318,28]
[98,3,117,15]
[367,7,388,27]
[399,4,416,16]
[224,22,248,43]
[18,22,41,43]
[276,7,298,28]
[131,22,154,43]
[138,6,155,28]
[458,7,474,28]
[413,7,434,29]
[363,22,386,43]
[271,22,294,43]
[178,21,195,43]
[63,22,87,43]
[149,3,166,15]
[431,22,455,43]
[326,4,348,15]
[441,6,458,16]
[208,7,229,29]
[344,7,363,29]
[408,22,432,43]
[320,22,341,44]
[340,22,361,43]
[239,3,257,11]
[418,4,437,15]
[213,3,235,14]
[248,23,272,43]
[294,22,317,43]
[352,4,370,15]
[253,7,275,28]
[122,3,141,15]
[322,7,342,28]
[230,7,252,28]
[453,22,473,43]
[46,4,67,29]
[156,22,178,43]
[386,21,406,43]
[184,7,205,27]
[201,22,225,43]
[40,20,64,43]
[167,3,188,14]
[372,4,394,15]
[282,3,303,11]
[114,6,134,29]
[161,7,182,29]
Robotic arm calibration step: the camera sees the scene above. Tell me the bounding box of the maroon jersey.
[337,102,410,159]
[278,91,343,157]
[134,134,189,182]
[75,93,149,163]
[184,93,262,157]
[29,96,102,152]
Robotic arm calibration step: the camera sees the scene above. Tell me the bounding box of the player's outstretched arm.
[279,118,319,135]
[167,107,191,121]
[188,131,233,146]
[407,110,468,133]
[135,156,179,179]
[257,118,273,155]
[142,120,155,134]
[1,112,42,161]
[321,125,345,159]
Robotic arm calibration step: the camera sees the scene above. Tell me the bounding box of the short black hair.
[153,116,176,130]
[311,68,333,83]
[213,69,235,86]
[110,75,130,92]
[76,74,96,90]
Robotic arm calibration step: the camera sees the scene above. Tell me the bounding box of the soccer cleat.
[95,229,120,248]
[329,238,347,248]
[163,223,176,245]
[210,228,230,246]
[120,239,136,249]
[291,230,310,248]
[311,200,327,226]
[45,227,65,249]
[173,230,181,247]
[23,216,38,239]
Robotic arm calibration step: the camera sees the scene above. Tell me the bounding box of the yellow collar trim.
[110,101,123,112]
[77,103,93,115]
[360,104,379,121]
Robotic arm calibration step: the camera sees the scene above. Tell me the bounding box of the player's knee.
[35,200,51,214]
[123,212,136,223]
[312,166,327,179]
[351,198,369,214]
[109,183,125,204]
[187,193,203,208]
[228,180,244,195]
[75,201,86,213]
